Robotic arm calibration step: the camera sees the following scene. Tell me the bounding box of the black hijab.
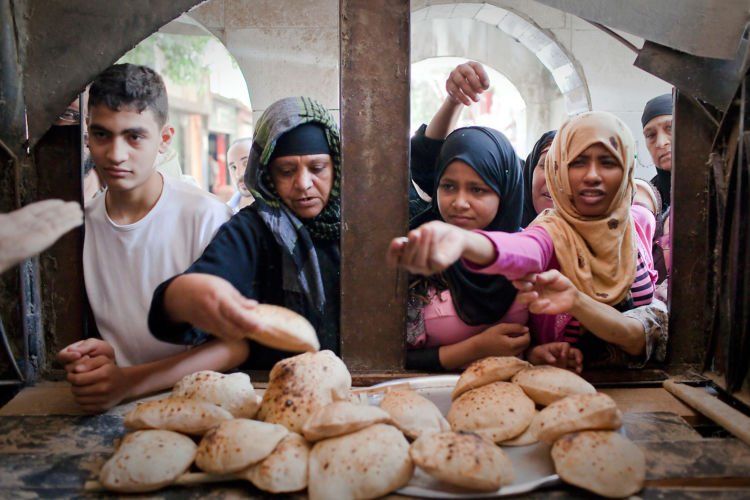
[522,130,556,227]
[411,126,524,326]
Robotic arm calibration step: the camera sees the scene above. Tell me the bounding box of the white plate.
[364,375,560,499]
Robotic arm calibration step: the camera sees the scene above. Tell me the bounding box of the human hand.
[57,339,115,368]
[386,221,469,275]
[527,342,583,373]
[0,199,83,273]
[446,61,490,106]
[66,357,130,413]
[513,270,579,315]
[472,323,530,358]
[164,273,261,342]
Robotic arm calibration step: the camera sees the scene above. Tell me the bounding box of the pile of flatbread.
[95,354,645,498]
[410,356,645,498]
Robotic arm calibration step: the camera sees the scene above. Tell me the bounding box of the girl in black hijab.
[522,130,556,227]
[407,127,529,371]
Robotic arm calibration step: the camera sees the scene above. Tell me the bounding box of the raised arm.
[425,61,490,139]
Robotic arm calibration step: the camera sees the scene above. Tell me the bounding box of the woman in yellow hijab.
[388,111,659,368]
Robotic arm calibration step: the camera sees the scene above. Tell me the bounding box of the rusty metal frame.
[339,0,410,375]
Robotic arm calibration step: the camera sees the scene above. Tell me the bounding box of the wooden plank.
[640,438,750,480]
[339,0,410,372]
[601,387,697,418]
[623,411,702,442]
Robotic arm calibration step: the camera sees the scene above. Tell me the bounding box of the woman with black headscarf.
[148,97,341,369]
[522,130,557,227]
[406,127,529,371]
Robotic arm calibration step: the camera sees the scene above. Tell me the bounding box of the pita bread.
[195,418,289,474]
[512,366,596,406]
[501,410,540,447]
[447,382,535,443]
[410,431,514,491]
[172,371,262,418]
[452,356,531,400]
[379,388,450,440]
[302,401,391,441]
[258,350,352,433]
[308,423,413,500]
[242,433,310,493]
[552,431,646,498]
[124,397,233,435]
[536,393,622,444]
[246,303,319,352]
[99,430,196,493]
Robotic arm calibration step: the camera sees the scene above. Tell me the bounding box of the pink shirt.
[464,205,657,344]
[409,289,528,348]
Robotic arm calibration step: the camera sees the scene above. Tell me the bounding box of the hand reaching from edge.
[0,199,83,274]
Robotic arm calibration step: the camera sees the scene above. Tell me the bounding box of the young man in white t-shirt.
[56,64,247,413]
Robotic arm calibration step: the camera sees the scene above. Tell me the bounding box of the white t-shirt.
[84,174,232,367]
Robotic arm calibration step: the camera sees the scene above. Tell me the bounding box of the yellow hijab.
[531,111,636,305]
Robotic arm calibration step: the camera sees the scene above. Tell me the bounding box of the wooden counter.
[2,383,750,498]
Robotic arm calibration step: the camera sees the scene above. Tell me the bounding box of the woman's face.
[643,115,672,172]
[437,160,500,231]
[531,144,554,214]
[567,143,624,217]
[269,153,334,219]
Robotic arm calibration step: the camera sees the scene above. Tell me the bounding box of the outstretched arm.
[513,270,647,356]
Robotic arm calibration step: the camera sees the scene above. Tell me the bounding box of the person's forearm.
[570,292,646,356]
[438,336,482,370]
[122,339,250,400]
[425,97,463,140]
[462,231,497,267]
[163,274,197,324]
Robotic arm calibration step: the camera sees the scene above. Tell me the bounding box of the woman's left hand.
[513,270,579,315]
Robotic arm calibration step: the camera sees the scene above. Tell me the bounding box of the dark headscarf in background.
[642,93,673,211]
[411,126,524,325]
[522,130,556,227]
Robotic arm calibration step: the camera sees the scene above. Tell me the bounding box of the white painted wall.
[189,0,339,124]
[415,0,673,178]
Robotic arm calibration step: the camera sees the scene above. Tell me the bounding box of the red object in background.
[215,134,227,186]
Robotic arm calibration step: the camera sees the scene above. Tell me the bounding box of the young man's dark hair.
[88,63,169,127]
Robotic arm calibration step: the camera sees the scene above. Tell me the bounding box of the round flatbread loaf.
[447,382,535,443]
[246,303,319,352]
[379,388,450,440]
[195,418,289,474]
[501,410,540,447]
[302,401,391,441]
[172,371,261,419]
[552,431,646,498]
[452,356,530,400]
[99,430,196,493]
[258,350,352,433]
[308,423,413,500]
[410,431,514,491]
[536,393,622,444]
[512,366,596,406]
[242,433,310,493]
[124,397,233,435]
